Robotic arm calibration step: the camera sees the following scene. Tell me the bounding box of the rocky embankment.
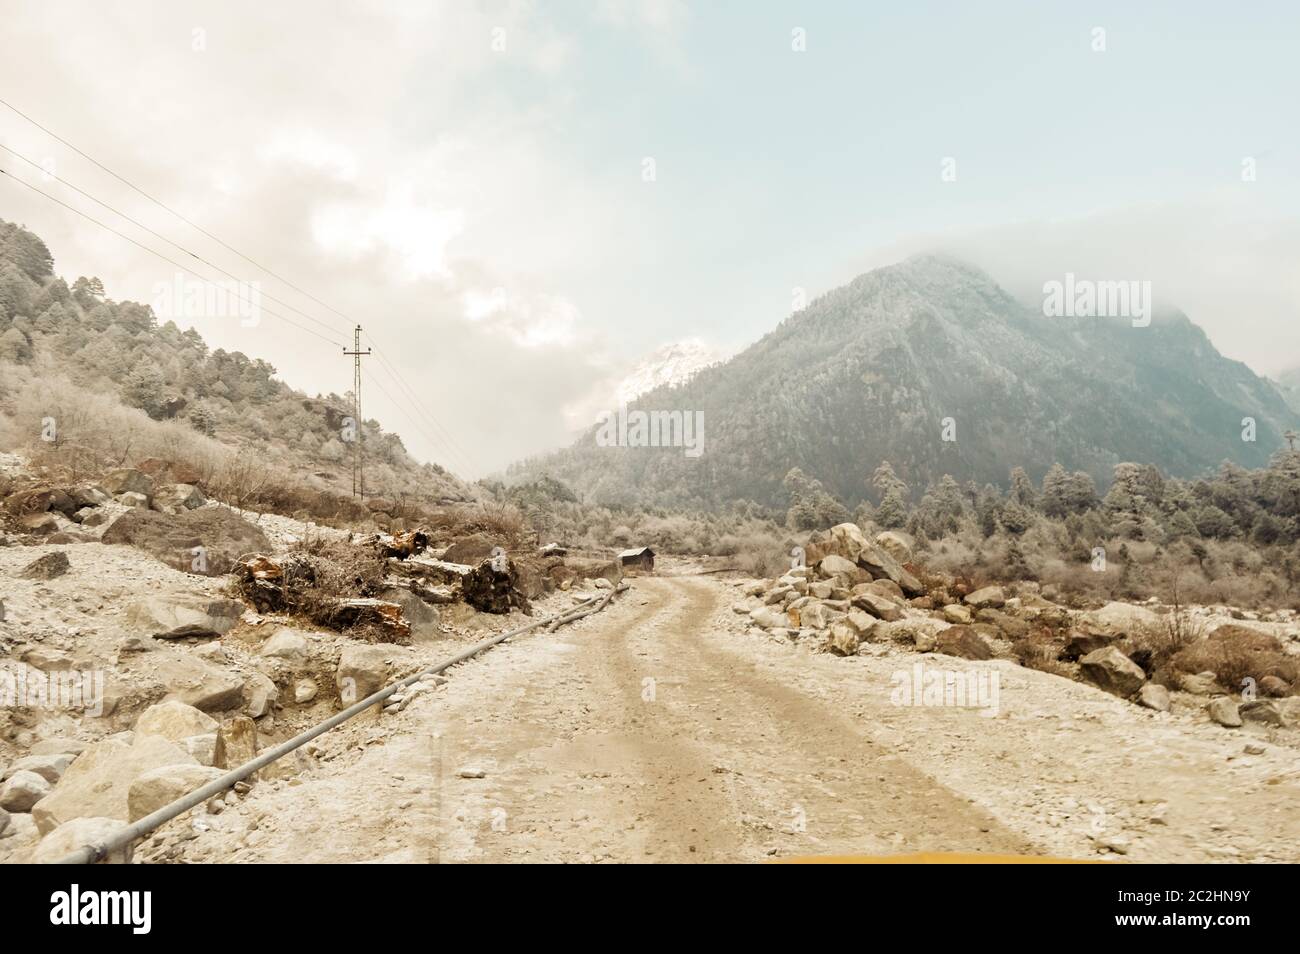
[734,523,1300,730]
[0,454,615,862]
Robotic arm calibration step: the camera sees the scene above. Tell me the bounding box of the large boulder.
[1208,697,1242,728]
[1086,601,1164,636]
[963,586,1006,610]
[126,595,245,639]
[850,591,903,622]
[127,764,226,822]
[145,653,245,711]
[20,551,71,580]
[1080,646,1146,697]
[828,623,861,656]
[748,607,790,631]
[30,735,196,834]
[101,469,154,498]
[0,770,52,812]
[156,484,206,513]
[1137,683,1171,712]
[30,817,133,864]
[133,700,219,743]
[336,645,392,703]
[258,628,312,664]
[3,754,75,785]
[934,626,994,661]
[824,523,925,596]
[874,530,914,564]
[214,716,258,771]
[817,554,861,582]
[101,507,270,576]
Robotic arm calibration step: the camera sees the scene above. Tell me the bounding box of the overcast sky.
[1,1,1297,477]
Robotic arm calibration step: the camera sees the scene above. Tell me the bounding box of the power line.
[0,97,477,476]
[0,165,346,348]
[0,139,351,342]
[0,95,357,329]
[363,332,481,475]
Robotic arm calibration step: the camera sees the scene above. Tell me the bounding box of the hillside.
[510,255,1298,509]
[0,218,474,511]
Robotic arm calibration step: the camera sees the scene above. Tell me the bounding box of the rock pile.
[735,523,1298,733]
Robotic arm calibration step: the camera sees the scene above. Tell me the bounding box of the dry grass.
[1172,626,1297,694]
[7,367,376,528]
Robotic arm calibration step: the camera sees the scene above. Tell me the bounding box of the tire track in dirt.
[614,577,1037,858]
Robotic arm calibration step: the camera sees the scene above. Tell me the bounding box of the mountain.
[1275,366,1300,415]
[509,255,1299,509]
[614,338,719,404]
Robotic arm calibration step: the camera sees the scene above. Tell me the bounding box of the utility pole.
[344,325,371,497]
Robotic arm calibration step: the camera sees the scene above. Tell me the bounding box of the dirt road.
[175,576,1037,863]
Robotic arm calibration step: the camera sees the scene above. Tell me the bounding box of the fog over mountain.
[510,255,1299,509]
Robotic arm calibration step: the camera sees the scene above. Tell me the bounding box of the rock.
[764,585,794,605]
[293,679,319,704]
[942,604,973,625]
[0,770,52,811]
[79,510,110,528]
[1062,631,1121,661]
[243,671,279,718]
[128,764,226,822]
[844,609,878,637]
[31,816,132,863]
[799,602,833,630]
[850,591,903,622]
[817,554,862,581]
[134,700,220,743]
[1208,697,1242,728]
[976,608,1030,639]
[179,734,218,766]
[126,595,245,639]
[259,628,311,663]
[1179,671,1225,696]
[1079,646,1147,697]
[71,485,111,508]
[1240,700,1287,727]
[117,491,150,509]
[1087,601,1163,635]
[101,507,271,576]
[18,512,59,534]
[748,608,789,630]
[456,767,486,779]
[335,645,392,704]
[20,551,70,579]
[1259,675,1291,698]
[1136,683,1171,712]
[934,626,994,661]
[102,469,154,497]
[874,530,913,563]
[30,735,196,834]
[0,806,8,836]
[159,483,206,511]
[213,716,259,772]
[963,585,1005,610]
[29,738,88,758]
[3,754,75,785]
[828,622,861,656]
[153,653,245,711]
